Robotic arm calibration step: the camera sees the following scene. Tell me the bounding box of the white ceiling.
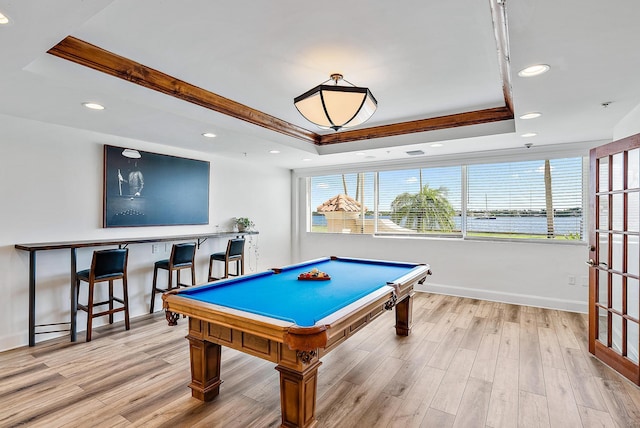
[1,0,639,169]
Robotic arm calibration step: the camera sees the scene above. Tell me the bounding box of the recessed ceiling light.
[302,158,312,162]
[355,152,366,156]
[521,132,537,138]
[519,112,542,120]
[430,143,443,148]
[269,150,280,154]
[82,102,104,110]
[202,132,217,138]
[0,12,9,24]
[517,64,550,77]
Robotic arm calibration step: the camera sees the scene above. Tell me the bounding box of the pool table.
[162,256,431,428]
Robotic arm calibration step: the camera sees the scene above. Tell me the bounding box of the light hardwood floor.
[2,293,640,427]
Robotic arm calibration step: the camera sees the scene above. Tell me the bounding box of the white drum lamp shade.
[294,74,377,131]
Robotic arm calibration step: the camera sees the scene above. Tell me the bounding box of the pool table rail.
[162,289,294,344]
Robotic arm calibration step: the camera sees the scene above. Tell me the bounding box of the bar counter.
[15,231,258,346]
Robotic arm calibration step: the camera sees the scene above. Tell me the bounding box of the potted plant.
[234,217,254,232]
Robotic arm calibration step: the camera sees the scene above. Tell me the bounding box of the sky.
[311,157,583,212]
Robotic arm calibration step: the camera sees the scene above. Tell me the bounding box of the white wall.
[296,232,589,312]
[614,101,640,140]
[0,114,292,351]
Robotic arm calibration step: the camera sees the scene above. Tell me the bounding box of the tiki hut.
[316,194,367,233]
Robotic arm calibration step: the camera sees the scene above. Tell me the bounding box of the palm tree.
[544,159,555,238]
[391,185,455,232]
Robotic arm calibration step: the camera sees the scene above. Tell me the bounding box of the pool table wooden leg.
[275,360,322,428]
[187,335,223,401]
[395,292,414,336]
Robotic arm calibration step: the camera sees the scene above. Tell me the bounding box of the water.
[312,214,583,236]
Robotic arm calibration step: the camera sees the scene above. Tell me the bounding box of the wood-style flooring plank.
[595,377,640,427]
[576,405,617,428]
[388,365,446,428]
[459,316,489,351]
[538,326,566,369]
[356,392,403,428]
[420,407,456,428]
[321,356,405,427]
[429,348,477,415]
[382,349,431,399]
[543,365,582,428]
[498,321,520,360]
[562,347,608,412]
[452,377,492,427]
[519,311,546,395]
[427,326,466,370]
[486,356,519,428]
[518,391,551,428]
[2,293,640,428]
[469,332,500,382]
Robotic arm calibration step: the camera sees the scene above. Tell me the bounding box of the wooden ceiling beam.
[48,31,514,147]
[317,106,514,145]
[48,36,320,144]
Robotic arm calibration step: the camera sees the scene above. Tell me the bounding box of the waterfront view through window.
[309,157,584,241]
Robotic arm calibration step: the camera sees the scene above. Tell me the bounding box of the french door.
[589,133,640,384]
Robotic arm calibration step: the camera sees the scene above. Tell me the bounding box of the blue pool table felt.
[180,258,418,326]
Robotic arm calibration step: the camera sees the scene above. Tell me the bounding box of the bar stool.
[150,242,197,313]
[75,248,129,342]
[208,238,245,281]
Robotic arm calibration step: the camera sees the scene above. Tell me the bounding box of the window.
[311,173,374,234]
[378,166,461,236]
[467,158,583,239]
[307,157,584,241]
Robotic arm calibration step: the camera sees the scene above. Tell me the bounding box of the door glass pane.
[599,157,609,192]
[598,308,608,344]
[628,277,639,319]
[612,194,624,231]
[627,321,639,364]
[629,235,639,277]
[612,234,624,272]
[612,274,623,312]
[629,149,639,189]
[613,153,624,191]
[629,192,640,232]
[598,269,609,305]
[599,195,609,230]
[598,233,609,268]
[612,313,623,354]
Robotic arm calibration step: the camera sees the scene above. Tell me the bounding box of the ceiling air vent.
[406,150,425,156]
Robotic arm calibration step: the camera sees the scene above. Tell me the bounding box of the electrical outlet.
[581,276,589,287]
[152,244,160,253]
[568,275,576,285]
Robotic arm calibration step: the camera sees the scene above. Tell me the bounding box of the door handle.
[586,259,608,267]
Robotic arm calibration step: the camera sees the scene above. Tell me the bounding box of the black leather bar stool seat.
[75,248,129,342]
[150,242,196,313]
[208,238,245,281]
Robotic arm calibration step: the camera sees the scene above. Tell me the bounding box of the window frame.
[295,148,590,245]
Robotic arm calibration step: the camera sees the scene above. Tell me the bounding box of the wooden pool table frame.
[162,257,431,428]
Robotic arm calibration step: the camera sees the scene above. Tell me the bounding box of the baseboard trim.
[416,281,588,313]
[0,333,30,352]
